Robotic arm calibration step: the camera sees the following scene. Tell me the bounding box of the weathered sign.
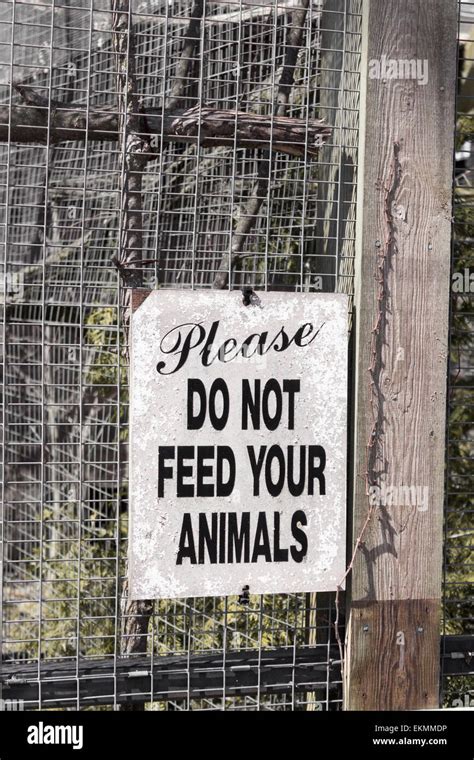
[129,290,348,599]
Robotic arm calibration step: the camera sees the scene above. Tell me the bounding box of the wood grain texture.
[346,600,441,710]
[345,0,457,710]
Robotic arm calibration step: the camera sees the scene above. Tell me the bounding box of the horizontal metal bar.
[1,646,342,707]
[1,636,471,707]
[442,635,474,676]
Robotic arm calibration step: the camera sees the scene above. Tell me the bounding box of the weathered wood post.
[344,0,458,709]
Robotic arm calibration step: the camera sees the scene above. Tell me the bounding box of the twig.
[6,229,95,280]
[111,0,154,696]
[213,0,311,289]
[334,142,402,685]
[112,0,152,288]
[166,0,204,113]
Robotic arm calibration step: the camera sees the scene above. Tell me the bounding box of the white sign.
[129,290,348,599]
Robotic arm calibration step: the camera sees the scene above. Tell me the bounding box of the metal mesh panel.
[0,0,361,709]
[442,0,474,709]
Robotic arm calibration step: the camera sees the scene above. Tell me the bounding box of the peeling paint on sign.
[129,290,348,599]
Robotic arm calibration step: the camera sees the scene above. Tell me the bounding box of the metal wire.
[441,0,474,710]
[0,0,362,710]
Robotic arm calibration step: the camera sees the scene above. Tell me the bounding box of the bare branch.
[112,0,152,289]
[171,106,329,156]
[0,88,330,160]
[13,229,95,279]
[213,0,311,289]
[110,0,153,680]
[166,0,204,112]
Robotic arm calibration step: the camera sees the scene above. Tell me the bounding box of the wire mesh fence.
[0,0,362,710]
[441,0,474,710]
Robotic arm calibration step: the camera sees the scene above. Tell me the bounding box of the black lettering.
[187,379,206,429]
[208,378,229,430]
[262,379,282,431]
[308,445,326,495]
[157,320,326,375]
[241,333,265,358]
[219,512,227,563]
[268,326,290,353]
[287,445,306,496]
[196,446,214,497]
[242,379,260,430]
[218,338,238,362]
[198,513,218,564]
[273,512,289,562]
[157,323,206,375]
[290,511,308,562]
[176,513,196,564]
[227,512,250,563]
[283,379,300,429]
[216,447,236,496]
[177,446,194,497]
[292,322,314,347]
[251,512,272,562]
[265,445,285,496]
[292,321,325,347]
[158,446,175,497]
[201,320,219,366]
[247,445,266,496]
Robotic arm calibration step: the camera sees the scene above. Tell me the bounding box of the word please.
[156,319,325,375]
[158,445,326,497]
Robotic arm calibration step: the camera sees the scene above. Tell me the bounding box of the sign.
[129,290,348,599]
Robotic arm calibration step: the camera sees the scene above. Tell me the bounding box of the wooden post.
[344,0,458,710]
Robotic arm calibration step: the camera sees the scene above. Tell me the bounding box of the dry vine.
[334,141,402,684]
